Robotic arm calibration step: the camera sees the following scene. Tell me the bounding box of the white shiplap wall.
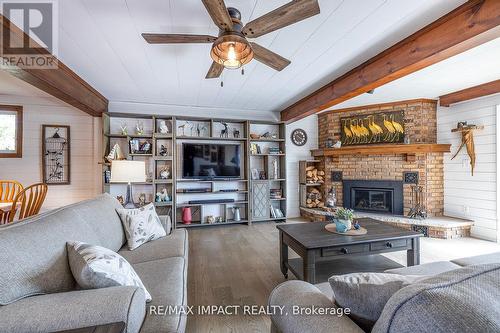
[437,94,500,242]
[0,95,102,211]
[286,115,318,218]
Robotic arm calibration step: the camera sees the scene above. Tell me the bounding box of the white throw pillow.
[67,241,152,302]
[116,203,166,250]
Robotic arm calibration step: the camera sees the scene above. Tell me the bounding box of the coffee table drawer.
[370,239,409,251]
[322,244,369,257]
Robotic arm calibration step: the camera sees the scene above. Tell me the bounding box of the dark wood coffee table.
[277,218,422,283]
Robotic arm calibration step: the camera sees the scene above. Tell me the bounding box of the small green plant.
[335,208,355,221]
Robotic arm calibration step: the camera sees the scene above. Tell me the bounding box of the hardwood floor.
[185,218,500,333]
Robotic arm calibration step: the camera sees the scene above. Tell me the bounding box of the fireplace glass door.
[352,188,393,213]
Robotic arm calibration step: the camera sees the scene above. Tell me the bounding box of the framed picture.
[42,125,70,185]
[251,168,259,180]
[340,110,405,146]
[259,171,266,180]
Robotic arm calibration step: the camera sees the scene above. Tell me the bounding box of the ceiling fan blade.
[206,61,224,79]
[250,43,291,71]
[142,33,216,44]
[242,0,320,38]
[201,0,233,31]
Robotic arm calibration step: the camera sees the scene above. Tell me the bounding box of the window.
[0,105,23,158]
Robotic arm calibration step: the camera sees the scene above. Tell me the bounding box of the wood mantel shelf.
[311,144,451,161]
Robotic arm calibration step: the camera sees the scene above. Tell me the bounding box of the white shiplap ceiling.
[51,0,472,117]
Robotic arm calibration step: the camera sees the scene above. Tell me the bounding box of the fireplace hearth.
[343,180,404,215]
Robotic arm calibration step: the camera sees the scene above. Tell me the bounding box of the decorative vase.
[334,219,352,233]
[182,207,192,225]
[325,188,337,208]
[232,207,241,221]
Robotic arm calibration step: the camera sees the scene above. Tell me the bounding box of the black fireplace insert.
[343,180,403,215]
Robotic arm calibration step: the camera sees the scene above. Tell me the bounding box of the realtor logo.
[1,0,58,68]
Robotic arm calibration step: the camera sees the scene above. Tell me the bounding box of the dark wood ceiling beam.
[0,15,108,117]
[281,0,500,123]
[439,79,500,107]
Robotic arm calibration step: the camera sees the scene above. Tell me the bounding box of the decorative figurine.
[160,188,170,202]
[333,140,342,148]
[106,143,125,162]
[216,216,223,223]
[206,216,215,224]
[233,128,240,138]
[220,122,229,138]
[135,121,144,135]
[159,120,169,134]
[159,165,171,179]
[196,124,201,137]
[120,123,128,135]
[155,189,170,202]
[116,195,124,205]
[158,145,168,156]
[178,122,190,136]
[138,193,146,207]
[200,125,208,137]
[353,221,361,230]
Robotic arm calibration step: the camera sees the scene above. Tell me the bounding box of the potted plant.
[333,208,355,232]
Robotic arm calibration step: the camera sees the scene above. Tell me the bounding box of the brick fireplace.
[315,99,444,217]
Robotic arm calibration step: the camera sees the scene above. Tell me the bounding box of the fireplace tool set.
[408,185,427,219]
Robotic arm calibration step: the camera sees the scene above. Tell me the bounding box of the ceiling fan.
[142,0,320,79]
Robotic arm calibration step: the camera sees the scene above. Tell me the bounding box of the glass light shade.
[211,35,253,69]
[110,160,146,183]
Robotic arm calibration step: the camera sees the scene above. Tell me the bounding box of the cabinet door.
[252,181,270,219]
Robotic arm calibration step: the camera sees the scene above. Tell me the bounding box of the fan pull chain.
[241,67,245,76]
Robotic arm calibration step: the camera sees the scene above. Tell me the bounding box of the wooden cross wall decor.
[451,125,484,176]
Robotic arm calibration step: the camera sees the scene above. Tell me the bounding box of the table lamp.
[110,160,146,208]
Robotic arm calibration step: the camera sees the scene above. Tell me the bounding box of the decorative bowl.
[250,134,261,139]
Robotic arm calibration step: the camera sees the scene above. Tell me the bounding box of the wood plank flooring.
[185,219,500,333]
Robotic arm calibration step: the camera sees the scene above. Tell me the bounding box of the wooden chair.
[0,180,24,224]
[0,180,23,203]
[2,183,48,223]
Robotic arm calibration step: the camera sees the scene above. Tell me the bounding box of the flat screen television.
[182,143,241,179]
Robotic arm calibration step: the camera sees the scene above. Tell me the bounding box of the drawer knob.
[386,242,393,248]
[340,247,348,254]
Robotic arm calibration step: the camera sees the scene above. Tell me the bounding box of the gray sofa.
[0,194,188,333]
[269,252,500,333]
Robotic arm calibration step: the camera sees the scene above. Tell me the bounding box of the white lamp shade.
[110,160,146,183]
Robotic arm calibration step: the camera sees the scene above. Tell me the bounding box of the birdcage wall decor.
[42,125,70,185]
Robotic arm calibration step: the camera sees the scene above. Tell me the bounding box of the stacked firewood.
[305,188,325,209]
[306,166,325,184]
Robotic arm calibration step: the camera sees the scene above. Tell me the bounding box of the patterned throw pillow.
[67,241,152,302]
[116,203,166,250]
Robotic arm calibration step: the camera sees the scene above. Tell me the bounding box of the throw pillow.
[329,272,426,329]
[116,203,166,250]
[67,241,151,302]
[372,264,500,333]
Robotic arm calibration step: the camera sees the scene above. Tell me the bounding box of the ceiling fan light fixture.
[210,34,253,70]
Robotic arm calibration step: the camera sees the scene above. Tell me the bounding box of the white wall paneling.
[437,94,500,242]
[0,94,102,211]
[285,114,318,217]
